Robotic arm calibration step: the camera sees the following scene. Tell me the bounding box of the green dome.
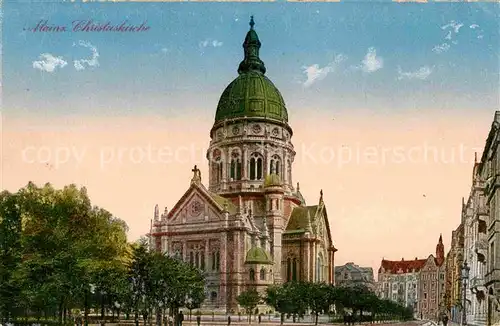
[215,72,288,122]
[264,174,283,188]
[214,16,288,123]
[245,247,273,265]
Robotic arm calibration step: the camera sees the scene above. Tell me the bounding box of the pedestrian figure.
[258,314,262,323]
[227,315,231,325]
[442,314,449,326]
[196,314,201,326]
[178,311,184,326]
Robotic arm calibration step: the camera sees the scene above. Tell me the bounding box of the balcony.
[485,269,500,286]
[470,276,487,294]
[476,205,489,224]
[475,238,487,261]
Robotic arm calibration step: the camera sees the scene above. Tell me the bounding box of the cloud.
[32,53,68,73]
[73,40,99,71]
[397,66,433,80]
[432,43,451,54]
[470,24,480,29]
[360,48,383,73]
[199,39,223,48]
[441,20,464,34]
[302,54,347,88]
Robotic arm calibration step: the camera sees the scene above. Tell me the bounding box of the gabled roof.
[285,193,334,248]
[379,258,427,274]
[286,205,316,232]
[167,181,237,220]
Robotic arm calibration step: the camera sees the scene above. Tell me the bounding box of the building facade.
[479,111,500,326]
[444,222,465,323]
[377,236,445,318]
[377,258,425,314]
[462,157,488,326]
[335,262,375,290]
[444,111,500,326]
[418,237,446,321]
[148,18,337,312]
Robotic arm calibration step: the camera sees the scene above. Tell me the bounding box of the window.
[210,291,217,302]
[316,256,322,282]
[260,268,266,280]
[490,241,495,272]
[287,258,291,282]
[287,160,292,183]
[200,252,205,270]
[424,293,427,299]
[249,153,264,180]
[249,269,255,281]
[212,250,220,271]
[190,252,194,266]
[292,258,298,281]
[270,155,281,177]
[230,151,242,181]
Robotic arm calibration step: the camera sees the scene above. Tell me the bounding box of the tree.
[0,183,130,325]
[237,289,261,323]
[306,283,331,325]
[0,191,23,323]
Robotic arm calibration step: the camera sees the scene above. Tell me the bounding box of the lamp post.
[461,261,470,326]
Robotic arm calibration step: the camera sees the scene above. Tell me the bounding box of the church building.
[149,17,337,312]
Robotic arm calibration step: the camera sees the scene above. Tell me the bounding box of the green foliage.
[264,282,414,323]
[0,182,205,324]
[237,289,261,317]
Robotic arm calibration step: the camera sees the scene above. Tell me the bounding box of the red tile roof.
[379,258,427,274]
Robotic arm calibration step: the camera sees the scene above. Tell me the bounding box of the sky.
[1,1,500,277]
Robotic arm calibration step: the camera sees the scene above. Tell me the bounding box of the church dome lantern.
[213,17,289,127]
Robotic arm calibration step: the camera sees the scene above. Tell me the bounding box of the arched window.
[292,258,298,281]
[316,254,323,282]
[210,291,218,302]
[249,269,255,281]
[270,155,281,177]
[189,252,194,266]
[249,153,264,180]
[230,151,242,180]
[212,150,223,183]
[287,160,292,183]
[260,268,266,280]
[200,252,205,270]
[195,252,200,269]
[217,161,223,182]
[212,250,220,271]
[287,258,291,282]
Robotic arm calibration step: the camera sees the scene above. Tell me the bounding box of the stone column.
[272,219,283,284]
[328,250,332,284]
[242,145,248,181]
[205,239,210,272]
[304,239,311,281]
[220,232,228,311]
[311,242,317,282]
[182,241,187,262]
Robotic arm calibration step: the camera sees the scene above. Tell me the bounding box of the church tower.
[149,16,336,313]
[207,16,295,195]
[436,234,445,265]
[207,17,298,285]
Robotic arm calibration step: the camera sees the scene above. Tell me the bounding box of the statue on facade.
[191,165,202,183]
